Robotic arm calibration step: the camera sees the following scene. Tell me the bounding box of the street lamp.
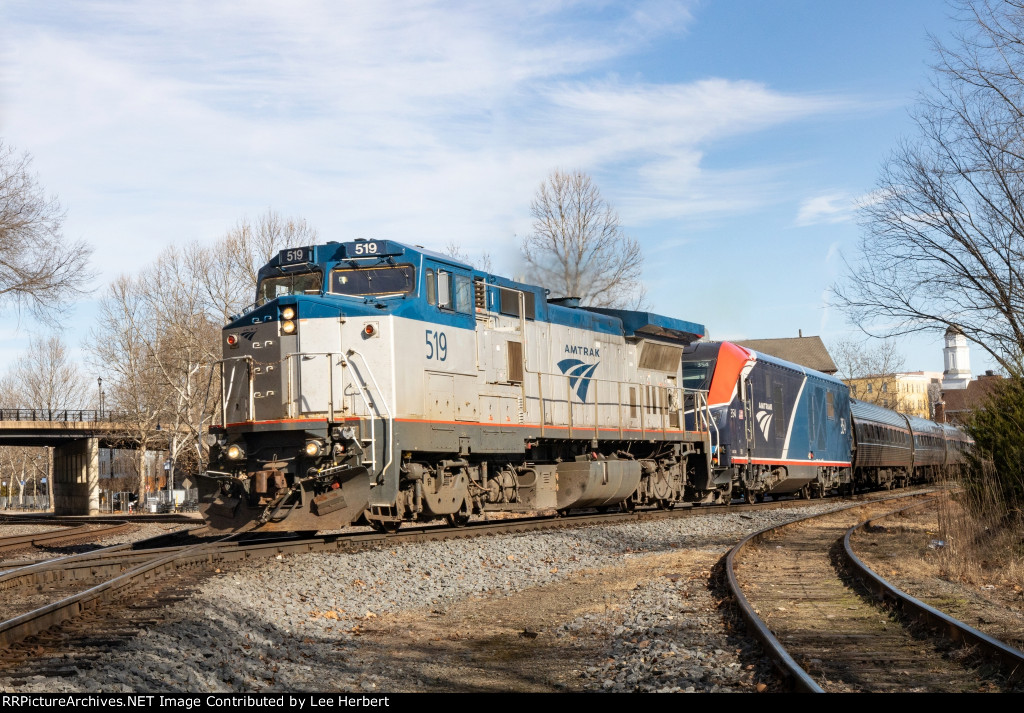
[97,377,105,420]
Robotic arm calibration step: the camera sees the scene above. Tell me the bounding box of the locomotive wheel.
[656,498,675,510]
[445,499,472,527]
[445,513,470,527]
[445,507,471,527]
[369,519,401,534]
[800,485,811,500]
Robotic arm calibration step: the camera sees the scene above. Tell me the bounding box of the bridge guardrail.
[0,409,126,423]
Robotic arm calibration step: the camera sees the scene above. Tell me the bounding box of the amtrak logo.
[557,359,599,402]
[241,329,258,341]
[755,410,773,440]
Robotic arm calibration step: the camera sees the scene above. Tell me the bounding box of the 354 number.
[425,329,447,361]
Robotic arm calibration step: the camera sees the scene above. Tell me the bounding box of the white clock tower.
[941,326,972,390]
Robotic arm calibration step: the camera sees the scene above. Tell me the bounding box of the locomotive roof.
[584,308,704,345]
[253,239,706,342]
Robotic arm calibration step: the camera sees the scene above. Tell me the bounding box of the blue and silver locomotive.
[199,239,718,532]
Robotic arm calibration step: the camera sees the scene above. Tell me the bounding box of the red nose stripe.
[708,342,753,406]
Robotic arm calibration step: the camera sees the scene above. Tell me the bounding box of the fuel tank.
[555,459,642,510]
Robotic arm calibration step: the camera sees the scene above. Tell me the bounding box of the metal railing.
[0,495,50,510]
[211,349,718,458]
[0,409,125,423]
[532,371,716,445]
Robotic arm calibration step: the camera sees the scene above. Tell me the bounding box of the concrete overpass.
[0,409,166,515]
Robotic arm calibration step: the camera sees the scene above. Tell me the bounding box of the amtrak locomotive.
[680,342,853,501]
[200,239,718,532]
[199,238,970,532]
[679,342,971,502]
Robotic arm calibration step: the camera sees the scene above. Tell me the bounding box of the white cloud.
[795,192,858,227]
[0,0,883,368]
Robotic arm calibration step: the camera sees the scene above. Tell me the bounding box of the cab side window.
[425,269,436,305]
[454,275,472,314]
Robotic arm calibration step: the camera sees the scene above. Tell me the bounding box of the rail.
[843,500,1024,680]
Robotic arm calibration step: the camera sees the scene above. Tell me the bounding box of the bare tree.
[441,240,493,272]
[0,140,94,323]
[522,169,646,309]
[833,1,1024,377]
[830,337,908,408]
[195,209,319,323]
[89,275,168,500]
[142,246,221,487]
[0,335,87,510]
[6,334,91,412]
[830,338,907,383]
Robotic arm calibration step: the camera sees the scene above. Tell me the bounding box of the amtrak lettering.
[564,344,600,358]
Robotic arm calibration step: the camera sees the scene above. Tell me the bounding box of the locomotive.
[200,239,717,532]
[198,238,970,533]
[679,341,972,502]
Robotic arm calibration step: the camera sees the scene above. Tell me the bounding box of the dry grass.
[935,466,1024,589]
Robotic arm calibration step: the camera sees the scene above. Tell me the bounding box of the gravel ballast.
[0,503,848,693]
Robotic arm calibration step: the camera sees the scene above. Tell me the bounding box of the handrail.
[209,347,714,455]
[281,352,344,422]
[344,348,395,479]
[214,355,255,425]
[531,369,712,439]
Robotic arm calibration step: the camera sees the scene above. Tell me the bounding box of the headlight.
[281,306,296,320]
[305,440,323,457]
[281,320,297,334]
[226,444,245,460]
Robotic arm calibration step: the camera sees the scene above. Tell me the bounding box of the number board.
[279,247,314,265]
[345,240,403,258]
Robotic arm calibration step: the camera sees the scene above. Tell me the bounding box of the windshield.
[257,271,323,303]
[681,358,716,391]
[330,264,416,296]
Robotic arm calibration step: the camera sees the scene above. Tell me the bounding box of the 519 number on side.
[425,329,447,361]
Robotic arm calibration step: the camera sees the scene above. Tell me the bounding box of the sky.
[0,0,998,391]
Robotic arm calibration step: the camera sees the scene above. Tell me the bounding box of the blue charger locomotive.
[680,341,972,501]
[681,341,853,501]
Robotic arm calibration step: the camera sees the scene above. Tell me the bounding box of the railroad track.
[0,486,943,685]
[0,494,851,655]
[0,522,137,555]
[727,494,1024,692]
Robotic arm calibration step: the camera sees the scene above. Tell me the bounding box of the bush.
[963,378,1024,526]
